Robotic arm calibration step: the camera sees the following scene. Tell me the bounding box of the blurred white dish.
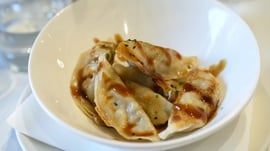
[16,132,60,151]
[28,0,260,150]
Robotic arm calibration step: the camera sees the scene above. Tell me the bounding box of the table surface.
[1,0,270,150]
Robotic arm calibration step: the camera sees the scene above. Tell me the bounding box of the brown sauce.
[175,52,182,60]
[123,123,155,137]
[93,37,100,43]
[183,83,196,92]
[146,56,154,67]
[122,123,135,136]
[174,104,208,122]
[183,83,214,107]
[70,68,89,101]
[108,83,131,97]
[201,95,214,107]
[114,33,123,44]
[135,41,154,67]
[100,69,131,98]
[159,47,172,66]
[97,62,104,72]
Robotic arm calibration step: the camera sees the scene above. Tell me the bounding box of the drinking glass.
[0,0,72,72]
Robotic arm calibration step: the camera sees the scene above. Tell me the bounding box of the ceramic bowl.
[29,0,260,150]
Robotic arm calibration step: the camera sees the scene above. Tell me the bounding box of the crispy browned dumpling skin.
[159,69,221,139]
[94,57,159,141]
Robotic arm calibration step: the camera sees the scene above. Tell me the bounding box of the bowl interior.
[29,0,260,150]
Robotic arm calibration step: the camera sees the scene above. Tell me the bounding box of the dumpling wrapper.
[115,40,198,81]
[124,80,173,126]
[70,41,116,126]
[159,69,221,139]
[94,57,159,141]
[112,63,156,90]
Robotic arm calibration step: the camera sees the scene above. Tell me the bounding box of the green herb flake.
[105,53,110,59]
[178,81,184,85]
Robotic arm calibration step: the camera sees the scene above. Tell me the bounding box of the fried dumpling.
[159,69,221,139]
[70,41,116,125]
[71,41,117,100]
[94,57,159,141]
[80,41,116,78]
[115,40,198,81]
[124,80,173,126]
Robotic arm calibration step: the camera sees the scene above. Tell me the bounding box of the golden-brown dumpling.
[94,57,159,141]
[115,40,198,81]
[159,69,221,139]
[70,41,116,125]
[124,80,173,126]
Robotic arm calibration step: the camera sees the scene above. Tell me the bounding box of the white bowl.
[29,0,260,150]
